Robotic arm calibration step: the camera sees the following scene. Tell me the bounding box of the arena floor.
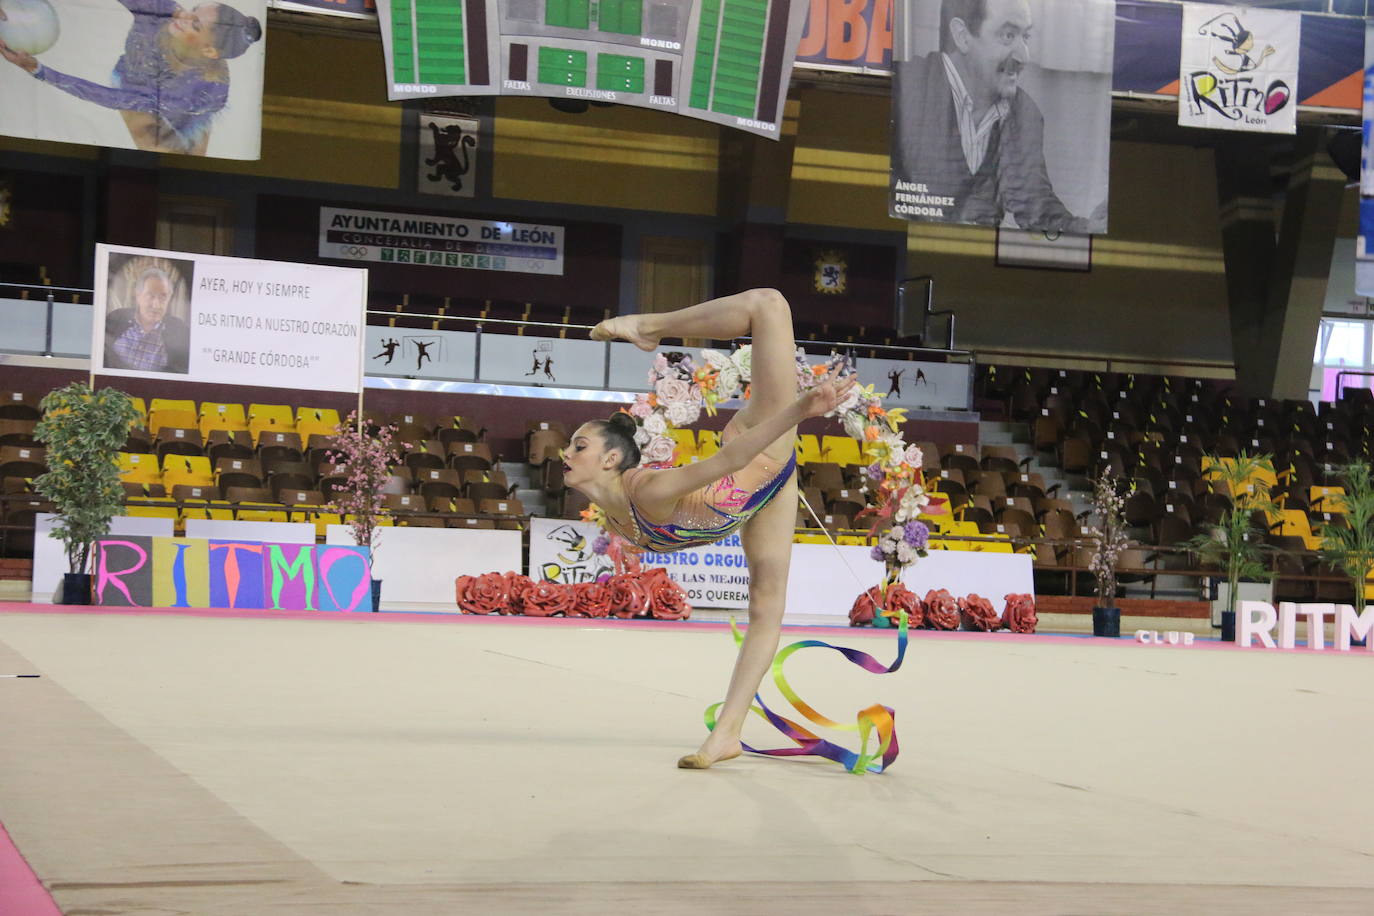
[0,604,1370,915]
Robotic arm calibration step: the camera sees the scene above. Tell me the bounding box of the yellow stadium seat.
[149,398,195,415]
[162,454,212,476]
[1310,486,1346,512]
[235,502,290,523]
[295,406,341,428]
[118,453,161,485]
[148,408,199,436]
[127,397,148,425]
[792,532,830,544]
[697,430,721,459]
[821,435,863,466]
[1270,509,1311,539]
[248,404,296,441]
[795,434,823,465]
[306,508,343,538]
[180,500,235,522]
[118,452,158,473]
[343,514,394,529]
[199,402,248,435]
[164,468,214,490]
[124,506,178,522]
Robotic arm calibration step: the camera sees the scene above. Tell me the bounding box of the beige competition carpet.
[0,605,1371,915]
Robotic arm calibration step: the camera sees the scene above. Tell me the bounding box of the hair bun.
[607,411,637,434]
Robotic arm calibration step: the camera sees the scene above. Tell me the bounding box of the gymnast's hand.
[798,366,857,419]
[0,39,39,74]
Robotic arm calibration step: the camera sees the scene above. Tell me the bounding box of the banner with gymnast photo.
[0,0,266,159]
[92,244,369,393]
[889,0,1112,234]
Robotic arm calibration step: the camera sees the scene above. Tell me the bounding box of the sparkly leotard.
[609,450,797,553]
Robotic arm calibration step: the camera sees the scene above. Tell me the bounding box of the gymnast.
[568,288,855,769]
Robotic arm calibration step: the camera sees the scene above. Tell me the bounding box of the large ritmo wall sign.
[93,537,375,612]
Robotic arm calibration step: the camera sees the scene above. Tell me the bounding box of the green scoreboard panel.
[375,0,808,139]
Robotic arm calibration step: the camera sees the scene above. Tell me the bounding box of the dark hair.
[940,0,988,53]
[211,5,263,60]
[593,412,640,471]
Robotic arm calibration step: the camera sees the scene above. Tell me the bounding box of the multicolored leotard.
[611,451,797,553]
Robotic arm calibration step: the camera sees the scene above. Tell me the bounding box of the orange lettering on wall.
[797,0,828,57]
[827,0,869,63]
[866,0,893,65]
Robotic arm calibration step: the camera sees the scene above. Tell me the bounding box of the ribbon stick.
[704,609,909,775]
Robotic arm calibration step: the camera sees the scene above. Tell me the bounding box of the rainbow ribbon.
[704,609,909,774]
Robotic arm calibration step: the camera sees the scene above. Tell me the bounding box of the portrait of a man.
[890,0,1111,234]
[103,257,193,374]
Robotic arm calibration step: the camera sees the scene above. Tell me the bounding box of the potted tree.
[1186,452,1277,641]
[33,382,141,604]
[1316,462,1374,638]
[325,411,398,610]
[1085,473,1131,637]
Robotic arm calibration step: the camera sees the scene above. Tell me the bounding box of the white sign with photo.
[417,113,479,198]
[319,206,565,276]
[890,0,1113,234]
[1178,4,1300,135]
[0,0,266,159]
[93,244,368,393]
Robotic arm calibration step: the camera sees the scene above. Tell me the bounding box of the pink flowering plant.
[326,410,399,553]
[1085,473,1132,609]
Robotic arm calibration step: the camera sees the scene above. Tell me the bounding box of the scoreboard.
[376,0,809,139]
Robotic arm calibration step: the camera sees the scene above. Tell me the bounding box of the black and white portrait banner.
[1178,3,1300,135]
[889,0,1112,234]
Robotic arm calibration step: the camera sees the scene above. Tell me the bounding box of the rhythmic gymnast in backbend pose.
[567,288,855,769]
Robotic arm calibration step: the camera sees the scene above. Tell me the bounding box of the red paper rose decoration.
[642,568,692,620]
[923,588,960,630]
[887,583,925,627]
[1003,593,1038,633]
[958,593,999,631]
[569,581,614,618]
[504,572,534,615]
[607,573,651,618]
[454,571,511,615]
[850,586,881,626]
[523,579,575,617]
[850,583,924,627]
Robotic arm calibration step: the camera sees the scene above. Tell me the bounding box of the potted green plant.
[33,382,141,604]
[1186,452,1278,641]
[1316,462,1374,636]
[1086,473,1131,637]
[325,411,398,610]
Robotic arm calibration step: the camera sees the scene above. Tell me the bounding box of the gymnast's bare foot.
[591,315,659,351]
[677,732,743,770]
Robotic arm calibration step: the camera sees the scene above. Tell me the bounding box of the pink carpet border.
[2,600,1369,655]
[0,822,61,916]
